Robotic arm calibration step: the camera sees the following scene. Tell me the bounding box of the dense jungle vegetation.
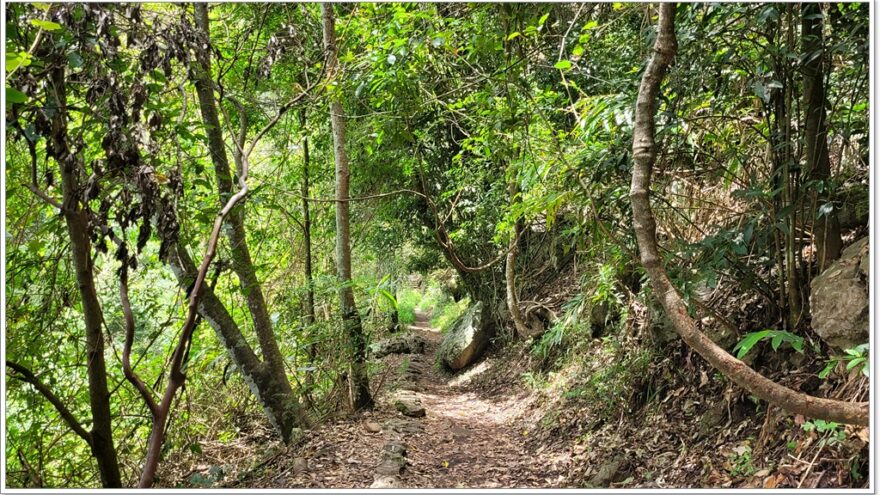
[3,2,871,489]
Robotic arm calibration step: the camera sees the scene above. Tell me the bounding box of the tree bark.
[48,64,122,488]
[629,3,867,426]
[189,3,307,439]
[802,3,842,271]
[322,2,373,411]
[300,109,318,389]
[505,181,528,337]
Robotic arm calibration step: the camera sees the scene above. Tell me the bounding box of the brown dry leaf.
[762,474,780,488]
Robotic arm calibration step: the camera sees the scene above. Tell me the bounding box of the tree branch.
[5,360,93,446]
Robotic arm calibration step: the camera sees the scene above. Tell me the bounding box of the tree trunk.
[322,3,373,411]
[166,243,305,440]
[49,64,122,489]
[802,3,842,271]
[629,3,867,426]
[505,181,528,337]
[300,109,317,390]
[186,3,307,440]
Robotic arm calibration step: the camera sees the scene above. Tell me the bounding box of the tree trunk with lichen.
[188,2,308,441]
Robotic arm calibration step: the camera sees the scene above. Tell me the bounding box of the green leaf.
[30,19,62,31]
[771,334,783,351]
[6,51,32,73]
[554,60,572,70]
[507,32,521,41]
[818,360,836,379]
[379,289,398,311]
[733,330,770,359]
[846,357,865,371]
[67,51,83,69]
[6,87,28,104]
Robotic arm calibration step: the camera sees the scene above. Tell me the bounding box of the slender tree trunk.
[505,181,528,337]
[188,2,307,440]
[300,109,318,389]
[629,3,867,426]
[322,3,373,411]
[48,64,122,488]
[300,110,317,329]
[802,3,842,271]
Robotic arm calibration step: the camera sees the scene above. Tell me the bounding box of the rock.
[394,398,426,418]
[375,457,405,476]
[383,442,407,457]
[370,334,427,359]
[375,441,407,477]
[371,476,401,488]
[365,421,382,433]
[291,457,309,474]
[437,301,492,370]
[810,237,869,349]
[383,418,423,435]
[587,453,629,487]
[647,298,677,345]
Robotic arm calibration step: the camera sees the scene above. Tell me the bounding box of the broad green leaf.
[770,334,783,351]
[554,60,572,70]
[379,289,398,311]
[30,19,62,31]
[6,87,28,104]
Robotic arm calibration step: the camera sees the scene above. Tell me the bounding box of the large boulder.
[810,237,869,349]
[437,302,491,370]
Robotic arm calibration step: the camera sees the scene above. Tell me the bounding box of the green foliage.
[732,330,804,359]
[726,443,758,478]
[562,338,655,422]
[819,343,870,379]
[396,288,421,326]
[802,419,846,446]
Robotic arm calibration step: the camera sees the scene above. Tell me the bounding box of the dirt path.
[270,311,571,488]
[396,311,569,488]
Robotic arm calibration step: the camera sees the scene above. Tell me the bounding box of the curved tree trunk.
[322,2,373,411]
[629,3,867,426]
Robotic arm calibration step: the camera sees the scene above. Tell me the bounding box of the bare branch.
[6,360,93,446]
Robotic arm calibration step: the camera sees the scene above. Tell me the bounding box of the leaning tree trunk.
[49,64,122,488]
[322,2,373,411]
[629,3,867,426]
[802,2,842,271]
[188,2,307,440]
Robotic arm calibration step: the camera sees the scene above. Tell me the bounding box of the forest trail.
[268,311,571,489]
